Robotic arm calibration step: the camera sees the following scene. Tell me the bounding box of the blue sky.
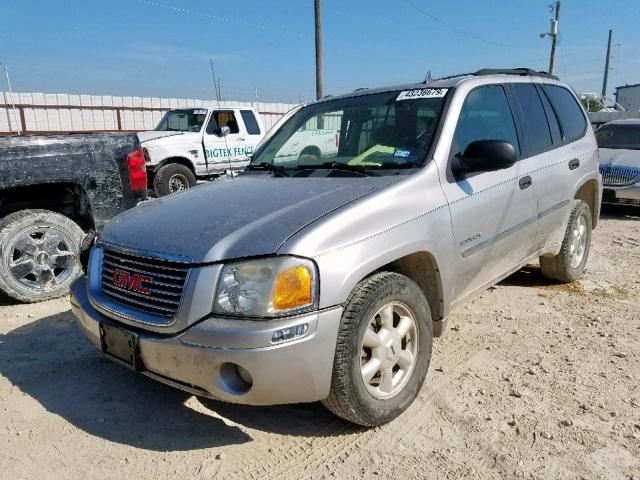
[1,0,638,102]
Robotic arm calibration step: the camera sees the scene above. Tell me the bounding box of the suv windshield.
[595,124,640,150]
[155,109,208,132]
[249,89,448,173]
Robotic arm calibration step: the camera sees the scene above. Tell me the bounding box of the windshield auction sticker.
[396,88,448,101]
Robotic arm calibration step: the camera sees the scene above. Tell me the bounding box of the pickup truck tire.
[540,199,592,283]
[153,163,196,197]
[322,272,432,426]
[0,210,84,303]
[298,146,321,163]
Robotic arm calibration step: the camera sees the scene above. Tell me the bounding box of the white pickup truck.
[138,107,266,196]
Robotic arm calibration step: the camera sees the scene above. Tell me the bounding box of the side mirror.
[218,126,231,137]
[455,140,516,175]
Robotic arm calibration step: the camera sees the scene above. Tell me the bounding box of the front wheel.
[0,210,84,302]
[322,272,433,426]
[539,199,592,283]
[153,163,196,197]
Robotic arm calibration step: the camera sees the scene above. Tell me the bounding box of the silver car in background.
[71,68,601,426]
[596,119,640,206]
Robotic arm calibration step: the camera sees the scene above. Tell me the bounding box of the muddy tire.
[540,200,592,283]
[322,272,432,426]
[0,210,84,303]
[153,163,196,197]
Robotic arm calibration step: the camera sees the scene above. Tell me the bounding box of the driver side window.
[206,111,240,136]
[450,85,520,162]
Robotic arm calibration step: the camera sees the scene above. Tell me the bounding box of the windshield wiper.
[297,162,379,176]
[247,162,290,177]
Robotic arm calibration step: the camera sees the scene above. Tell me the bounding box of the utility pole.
[314,0,323,101]
[602,29,613,97]
[548,1,560,75]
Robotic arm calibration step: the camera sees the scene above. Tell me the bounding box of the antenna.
[0,62,20,135]
[209,58,234,178]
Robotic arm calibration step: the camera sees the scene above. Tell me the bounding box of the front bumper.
[602,183,640,205]
[70,277,343,405]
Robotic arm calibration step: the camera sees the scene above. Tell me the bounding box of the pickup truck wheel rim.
[7,226,77,290]
[569,214,587,269]
[168,174,189,193]
[360,301,419,400]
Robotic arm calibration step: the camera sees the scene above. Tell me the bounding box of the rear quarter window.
[541,85,587,142]
[241,110,262,135]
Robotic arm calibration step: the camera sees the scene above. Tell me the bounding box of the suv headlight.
[214,256,318,318]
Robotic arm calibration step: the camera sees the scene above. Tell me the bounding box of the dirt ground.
[1,205,638,480]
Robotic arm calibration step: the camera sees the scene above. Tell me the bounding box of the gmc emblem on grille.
[112,268,153,295]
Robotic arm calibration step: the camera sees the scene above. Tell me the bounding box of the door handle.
[238,137,246,142]
[519,176,532,190]
[569,158,580,170]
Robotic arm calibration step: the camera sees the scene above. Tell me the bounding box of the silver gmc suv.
[71,68,602,426]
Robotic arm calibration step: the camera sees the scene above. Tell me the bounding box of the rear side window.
[451,85,520,159]
[542,85,587,142]
[241,110,261,135]
[511,84,552,155]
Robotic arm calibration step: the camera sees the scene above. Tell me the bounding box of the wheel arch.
[155,156,197,174]
[0,182,93,231]
[574,178,600,228]
[377,251,444,324]
[299,145,322,156]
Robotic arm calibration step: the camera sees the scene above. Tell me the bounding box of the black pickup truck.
[0,134,147,302]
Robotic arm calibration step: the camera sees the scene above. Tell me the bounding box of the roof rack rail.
[473,68,559,80]
[427,72,474,83]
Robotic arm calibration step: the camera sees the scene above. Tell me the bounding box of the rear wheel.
[322,272,432,426]
[153,163,196,197]
[0,210,84,302]
[539,199,592,282]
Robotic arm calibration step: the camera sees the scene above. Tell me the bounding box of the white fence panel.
[0,91,299,134]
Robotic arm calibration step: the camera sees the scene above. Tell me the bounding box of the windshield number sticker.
[393,149,413,159]
[193,109,208,115]
[396,88,448,101]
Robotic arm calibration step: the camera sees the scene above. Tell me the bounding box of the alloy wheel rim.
[7,226,77,290]
[169,174,189,193]
[569,214,588,269]
[359,301,419,400]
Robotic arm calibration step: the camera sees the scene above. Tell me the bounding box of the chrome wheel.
[7,226,77,290]
[360,301,419,400]
[569,213,588,269]
[168,173,189,193]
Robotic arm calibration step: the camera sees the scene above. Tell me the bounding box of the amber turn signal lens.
[273,265,313,310]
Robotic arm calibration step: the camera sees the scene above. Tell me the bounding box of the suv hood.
[100,175,399,263]
[599,148,640,167]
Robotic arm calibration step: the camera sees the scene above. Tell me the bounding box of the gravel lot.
[1,205,638,480]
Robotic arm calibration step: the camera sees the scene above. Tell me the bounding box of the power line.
[397,0,516,48]
[132,0,311,39]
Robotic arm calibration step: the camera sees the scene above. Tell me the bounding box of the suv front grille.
[600,165,640,186]
[101,248,190,319]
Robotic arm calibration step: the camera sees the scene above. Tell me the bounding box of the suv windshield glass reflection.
[250,90,448,171]
[155,109,208,132]
[596,124,640,150]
